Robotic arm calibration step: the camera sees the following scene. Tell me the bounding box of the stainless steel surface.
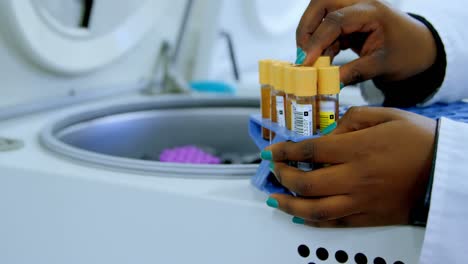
[41,96,260,178]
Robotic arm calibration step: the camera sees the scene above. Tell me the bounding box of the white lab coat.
[361,0,468,106]
[372,1,468,263]
[420,118,468,264]
[359,1,468,262]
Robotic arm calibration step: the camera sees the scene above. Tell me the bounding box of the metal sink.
[40,96,260,178]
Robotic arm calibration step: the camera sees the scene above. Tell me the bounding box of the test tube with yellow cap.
[258,60,273,140]
[312,56,331,129]
[293,67,318,136]
[283,65,296,131]
[317,66,340,132]
[293,67,317,171]
[271,62,287,132]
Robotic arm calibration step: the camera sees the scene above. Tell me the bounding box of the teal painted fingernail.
[322,122,337,135]
[266,197,279,208]
[295,49,306,65]
[295,54,306,65]
[292,216,305,225]
[340,82,345,90]
[260,150,273,161]
[296,47,302,56]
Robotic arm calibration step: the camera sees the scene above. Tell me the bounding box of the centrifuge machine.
[0,1,423,263]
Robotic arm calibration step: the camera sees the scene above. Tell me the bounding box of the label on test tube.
[291,100,297,132]
[294,104,313,136]
[319,101,336,130]
[276,96,286,127]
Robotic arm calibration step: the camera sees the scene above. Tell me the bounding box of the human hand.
[261,107,437,227]
[296,0,437,85]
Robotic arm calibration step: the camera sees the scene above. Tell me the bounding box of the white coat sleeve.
[361,0,468,106]
[419,117,468,263]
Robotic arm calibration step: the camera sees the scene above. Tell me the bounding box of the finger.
[302,4,380,66]
[296,0,343,47]
[307,213,370,228]
[339,51,386,85]
[331,106,401,135]
[270,193,359,222]
[272,163,356,197]
[265,135,356,164]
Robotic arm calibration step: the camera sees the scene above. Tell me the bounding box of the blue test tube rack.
[249,101,468,194]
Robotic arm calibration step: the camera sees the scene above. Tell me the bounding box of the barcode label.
[294,104,313,136]
[291,100,297,131]
[276,96,286,127]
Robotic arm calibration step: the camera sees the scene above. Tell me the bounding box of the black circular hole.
[335,250,348,263]
[316,247,329,261]
[298,245,310,258]
[394,262,404,264]
[354,253,368,264]
[374,257,387,264]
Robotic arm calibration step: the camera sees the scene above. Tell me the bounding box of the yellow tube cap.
[318,66,340,95]
[294,67,317,97]
[259,60,273,85]
[284,65,295,94]
[313,56,331,68]
[272,62,287,91]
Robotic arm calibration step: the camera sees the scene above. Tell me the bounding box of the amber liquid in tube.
[285,94,295,130]
[271,62,287,129]
[261,85,272,140]
[283,65,296,131]
[270,89,277,142]
[259,59,275,141]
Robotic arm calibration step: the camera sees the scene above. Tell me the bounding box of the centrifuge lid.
[6,0,186,75]
[0,0,191,119]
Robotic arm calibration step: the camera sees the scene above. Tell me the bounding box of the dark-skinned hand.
[262,107,436,227]
[296,0,437,85]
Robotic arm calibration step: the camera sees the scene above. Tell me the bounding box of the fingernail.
[292,216,305,225]
[266,197,279,208]
[260,150,273,161]
[296,47,302,56]
[321,122,337,135]
[340,82,345,90]
[295,48,306,65]
[296,47,303,56]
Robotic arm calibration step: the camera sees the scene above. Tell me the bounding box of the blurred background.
[0,0,401,113]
